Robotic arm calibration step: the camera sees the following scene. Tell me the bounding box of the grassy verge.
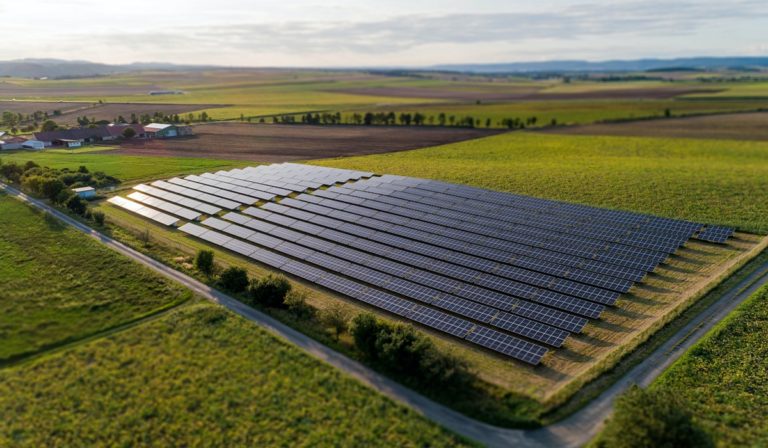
[650,284,768,446]
[0,194,190,363]
[0,302,473,447]
[311,132,768,233]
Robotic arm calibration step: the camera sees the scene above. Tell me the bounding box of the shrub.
[219,267,249,293]
[320,303,351,340]
[195,250,215,276]
[351,313,469,389]
[91,210,105,226]
[248,274,291,308]
[41,178,65,201]
[53,190,72,205]
[597,385,713,448]
[65,195,86,215]
[351,313,382,360]
[284,290,314,319]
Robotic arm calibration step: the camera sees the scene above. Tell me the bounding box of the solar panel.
[108,196,179,226]
[120,163,734,366]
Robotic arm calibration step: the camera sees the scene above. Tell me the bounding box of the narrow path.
[0,298,190,370]
[2,182,766,448]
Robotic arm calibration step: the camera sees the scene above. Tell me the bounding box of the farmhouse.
[34,124,147,147]
[72,186,96,199]
[0,136,27,150]
[143,123,194,138]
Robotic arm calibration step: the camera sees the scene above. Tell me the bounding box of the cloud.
[2,0,766,65]
[164,0,768,54]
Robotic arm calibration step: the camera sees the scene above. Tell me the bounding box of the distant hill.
[0,59,213,78]
[431,57,768,73]
[4,56,768,78]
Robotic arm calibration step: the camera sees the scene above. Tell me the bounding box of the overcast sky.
[2,0,767,67]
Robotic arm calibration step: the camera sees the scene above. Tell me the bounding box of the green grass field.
[0,194,189,363]
[312,132,768,233]
[645,284,768,446]
[0,150,247,184]
[0,302,470,447]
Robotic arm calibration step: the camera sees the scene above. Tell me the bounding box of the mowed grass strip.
[0,150,248,184]
[0,303,471,447]
[0,195,189,362]
[650,284,768,446]
[312,132,768,233]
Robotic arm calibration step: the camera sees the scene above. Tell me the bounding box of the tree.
[664,108,672,118]
[219,266,249,293]
[248,274,291,308]
[596,385,713,448]
[195,249,215,276]
[41,178,65,201]
[53,189,72,205]
[122,127,136,139]
[320,303,351,340]
[65,195,86,215]
[0,162,24,183]
[41,120,58,132]
[284,289,314,319]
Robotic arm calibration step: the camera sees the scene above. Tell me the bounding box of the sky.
[2,0,767,67]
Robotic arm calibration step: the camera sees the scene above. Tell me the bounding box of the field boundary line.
[0,295,192,370]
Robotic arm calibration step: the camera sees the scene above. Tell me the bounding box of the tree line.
[263,111,553,129]
[0,160,116,225]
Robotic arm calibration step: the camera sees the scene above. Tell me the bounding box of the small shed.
[72,186,96,199]
[22,140,45,150]
[57,139,83,148]
[144,123,178,138]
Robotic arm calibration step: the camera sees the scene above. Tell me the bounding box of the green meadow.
[0,303,470,447]
[0,194,189,363]
[312,132,768,233]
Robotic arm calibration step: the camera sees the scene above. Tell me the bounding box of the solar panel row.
[350,178,689,253]
[119,162,734,366]
[202,215,579,342]
[133,183,222,215]
[127,191,201,221]
[150,180,240,210]
[107,196,179,226]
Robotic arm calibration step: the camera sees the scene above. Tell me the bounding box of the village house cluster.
[0,123,192,150]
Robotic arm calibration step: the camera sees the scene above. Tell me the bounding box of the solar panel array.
[106,163,735,365]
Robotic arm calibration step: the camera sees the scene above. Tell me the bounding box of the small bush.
[319,303,351,340]
[350,313,469,389]
[195,250,215,276]
[219,267,249,293]
[248,274,291,308]
[91,210,105,226]
[284,290,315,319]
[351,313,381,360]
[596,385,713,448]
